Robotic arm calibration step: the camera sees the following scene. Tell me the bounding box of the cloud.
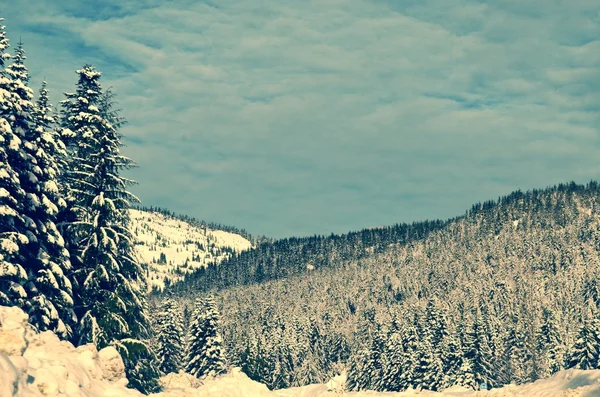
[2,0,599,237]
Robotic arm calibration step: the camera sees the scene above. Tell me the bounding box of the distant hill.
[164,181,600,392]
[129,209,252,291]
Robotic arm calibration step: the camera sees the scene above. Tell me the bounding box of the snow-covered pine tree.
[156,298,184,374]
[0,16,28,313]
[566,308,600,370]
[425,299,449,349]
[536,307,564,377]
[380,327,404,391]
[418,334,444,391]
[418,302,447,391]
[60,65,159,393]
[113,338,162,394]
[0,35,74,338]
[399,323,420,390]
[33,81,68,180]
[345,347,370,391]
[504,315,532,384]
[185,295,227,378]
[364,323,386,391]
[462,313,494,389]
[454,357,477,389]
[441,330,464,389]
[345,308,383,391]
[240,336,273,386]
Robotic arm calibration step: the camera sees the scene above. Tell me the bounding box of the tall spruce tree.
[185,295,227,378]
[566,309,600,370]
[156,298,184,374]
[462,313,494,389]
[536,308,564,377]
[381,331,404,391]
[399,323,420,390]
[441,330,464,389]
[60,65,159,393]
[504,319,531,384]
[345,347,370,391]
[0,16,28,315]
[0,35,74,338]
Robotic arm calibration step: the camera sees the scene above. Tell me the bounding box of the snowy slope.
[129,209,252,291]
[3,305,600,397]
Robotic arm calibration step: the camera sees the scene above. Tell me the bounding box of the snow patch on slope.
[3,305,600,397]
[129,209,252,291]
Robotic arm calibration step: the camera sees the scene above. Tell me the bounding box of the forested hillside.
[165,182,600,392]
[171,217,448,294]
[129,208,252,291]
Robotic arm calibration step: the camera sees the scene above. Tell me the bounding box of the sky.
[2,0,599,238]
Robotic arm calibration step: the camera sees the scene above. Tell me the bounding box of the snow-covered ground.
[2,305,600,397]
[129,209,252,290]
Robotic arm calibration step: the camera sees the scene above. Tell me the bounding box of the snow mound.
[0,305,139,397]
[3,304,600,397]
[129,209,252,291]
[154,368,272,397]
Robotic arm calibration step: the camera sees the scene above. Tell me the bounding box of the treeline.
[133,204,262,244]
[171,181,600,391]
[171,181,597,296]
[0,18,161,393]
[169,218,449,295]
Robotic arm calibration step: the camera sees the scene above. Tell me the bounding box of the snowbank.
[0,305,140,397]
[2,304,600,397]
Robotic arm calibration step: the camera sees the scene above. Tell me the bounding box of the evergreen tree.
[60,64,145,345]
[60,65,158,393]
[32,79,68,185]
[0,36,74,338]
[0,17,29,316]
[463,313,494,389]
[417,303,446,391]
[185,295,227,378]
[346,309,379,391]
[361,322,386,390]
[441,330,464,389]
[156,298,184,374]
[381,331,404,391]
[566,312,600,370]
[399,323,420,390]
[504,317,532,384]
[420,338,444,390]
[425,299,449,348]
[536,307,564,377]
[345,348,370,391]
[240,337,273,386]
[454,358,477,389]
[113,338,162,394]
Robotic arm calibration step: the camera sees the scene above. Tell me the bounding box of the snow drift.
[2,304,600,397]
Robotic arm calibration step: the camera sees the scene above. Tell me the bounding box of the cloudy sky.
[3,0,599,237]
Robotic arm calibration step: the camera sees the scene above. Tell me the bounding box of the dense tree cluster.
[171,218,448,295]
[0,18,159,394]
[168,182,600,391]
